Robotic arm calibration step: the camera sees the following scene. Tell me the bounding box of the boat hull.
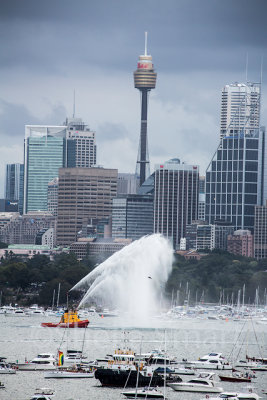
[219,375,251,382]
[45,371,94,378]
[121,390,164,398]
[167,383,222,393]
[17,364,56,371]
[95,367,165,387]
[41,320,89,328]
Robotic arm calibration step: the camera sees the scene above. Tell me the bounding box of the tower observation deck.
[134,33,157,186]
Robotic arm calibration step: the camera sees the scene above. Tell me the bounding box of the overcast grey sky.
[1,0,267,196]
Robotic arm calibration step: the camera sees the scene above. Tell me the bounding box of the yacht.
[17,353,56,370]
[182,353,232,370]
[167,372,223,393]
[45,369,94,379]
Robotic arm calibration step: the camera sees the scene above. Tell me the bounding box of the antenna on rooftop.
[144,31,148,56]
[73,89,76,119]
[260,55,263,85]
[245,53,248,83]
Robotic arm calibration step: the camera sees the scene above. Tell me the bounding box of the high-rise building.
[254,202,267,259]
[5,163,24,214]
[220,83,260,139]
[154,158,199,249]
[134,33,157,186]
[206,81,265,233]
[23,125,68,214]
[112,194,153,240]
[47,177,59,217]
[227,229,253,257]
[117,173,139,195]
[65,117,96,167]
[198,176,205,221]
[56,167,117,246]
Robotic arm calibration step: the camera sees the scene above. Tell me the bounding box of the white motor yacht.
[200,391,260,400]
[167,372,223,393]
[121,386,165,398]
[17,353,56,370]
[183,353,232,370]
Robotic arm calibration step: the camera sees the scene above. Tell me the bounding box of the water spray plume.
[71,234,173,321]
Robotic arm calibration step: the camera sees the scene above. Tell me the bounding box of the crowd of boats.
[1,346,266,399]
[1,303,267,324]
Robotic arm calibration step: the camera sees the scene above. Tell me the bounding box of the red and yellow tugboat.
[41,309,89,328]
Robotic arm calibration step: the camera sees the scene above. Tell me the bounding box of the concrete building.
[220,83,260,139]
[5,163,24,214]
[65,117,96,167]
[56,167,117,246]
[0,199,19,212]
[0,244,52,260]
[254,202,267,259]
[47,177,59,217]
[227,229,254,257]
[112,194,153,240]
[0,212,55,245]
[70,237,132,260]
[35,227,55,249]
[154,158,199,249]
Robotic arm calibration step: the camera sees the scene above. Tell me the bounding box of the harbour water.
[0,313,266,400]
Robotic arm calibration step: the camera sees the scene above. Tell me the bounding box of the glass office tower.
[24,126,68,214]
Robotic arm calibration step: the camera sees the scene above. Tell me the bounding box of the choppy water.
[0,314,266,400]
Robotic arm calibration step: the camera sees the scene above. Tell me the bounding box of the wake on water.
[71,234,173,321]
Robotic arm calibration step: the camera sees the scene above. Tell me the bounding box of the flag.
[58,351,64,366]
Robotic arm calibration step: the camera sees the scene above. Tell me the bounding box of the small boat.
[30,388,54,400]
[41,309,89,328]
[17,353,56,371]
[219,371,254,383]
[201,391,261,400]
[121,386,165,398]
[167,372,223,393]
[0,381,5,389]
[0,357,16,374]
[182,353,232,370]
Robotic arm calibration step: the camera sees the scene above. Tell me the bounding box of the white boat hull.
[167,383,223,393]
[18,364,56,371]
[45,371,94,378]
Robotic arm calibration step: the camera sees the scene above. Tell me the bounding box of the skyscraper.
[254,202,267,259]
[154,158,199,249]
[220,83,260,139]
[5,163,24,214]
[24,119,97,214]
[112,194,153,240]
[56,167,117,246]
[134,33,157,186]
[65,117,97,167]
[206,82,265,232]
[23,125,68,214]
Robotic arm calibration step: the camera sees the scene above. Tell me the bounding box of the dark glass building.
[205,129,265,232]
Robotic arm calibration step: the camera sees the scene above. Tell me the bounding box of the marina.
[0,310,266,400]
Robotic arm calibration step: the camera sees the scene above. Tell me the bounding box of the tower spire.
[144,31,148,56]
[73,89,76,119]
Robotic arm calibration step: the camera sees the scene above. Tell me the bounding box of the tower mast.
[134,33,157,186]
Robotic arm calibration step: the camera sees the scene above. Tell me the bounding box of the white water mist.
[71,234,173,321]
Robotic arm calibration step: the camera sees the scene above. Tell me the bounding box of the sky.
[1,0,267,197]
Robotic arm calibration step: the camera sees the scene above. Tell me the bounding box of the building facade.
[220,83,260,139]
[117,173,139,195]
[198,176,205,221]
[154,158,199,249]
[227,229,254,257]
[47,177,59,217]
[56,167,117,246]
[5,163,24,214]
[112,194,154,240]
[254,203,267,259]
[70,238,132,260]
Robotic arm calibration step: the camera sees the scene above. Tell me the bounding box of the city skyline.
[1,0,267,196]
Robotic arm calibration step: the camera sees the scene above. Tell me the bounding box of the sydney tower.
[134,33,157,186]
